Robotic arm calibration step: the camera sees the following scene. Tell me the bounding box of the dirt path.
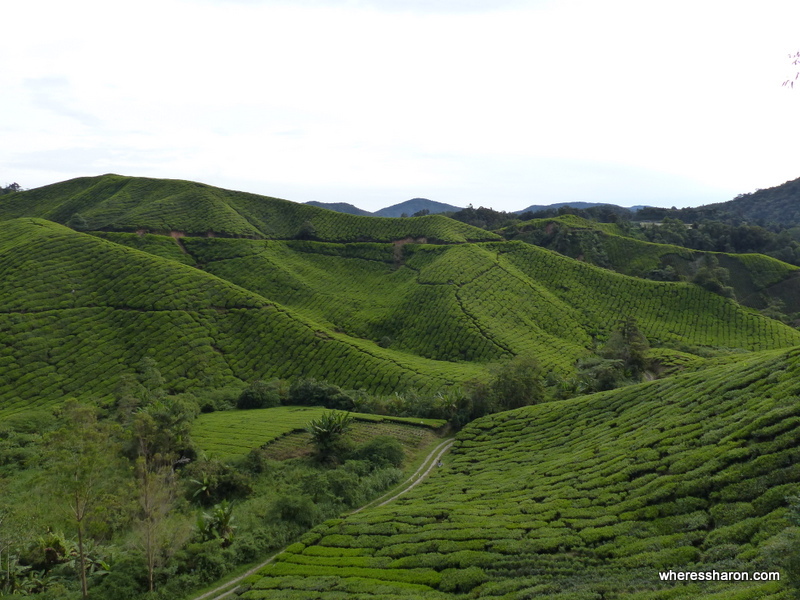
[190,438,455,600]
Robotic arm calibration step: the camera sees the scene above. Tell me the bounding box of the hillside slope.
[179,236,800,366]
[77,232,800,379]
[0,219,483,419]
[0,175,498,243]
[506,215,800,311]
[241,346,800,599]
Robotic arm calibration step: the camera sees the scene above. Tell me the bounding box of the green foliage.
[489,355,544,410]
[599,315,650,377]
[269,495,322,528]
[244,347,800,599]
[237,379,283,410]
[349,436,405,469]
[197,500,237,546]
[184,458,253,506]
[42,401,126,598]
[693,254,736,299]
[289,378,354,411]
[306,411,354,462]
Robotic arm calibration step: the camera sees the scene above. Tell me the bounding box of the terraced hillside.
[95,232,800,373]
[506,215,800,310]
[4,217,800,418]
[239,347,800,599]
[0,174,499,243]
[4,178,800,420]
[0,219,484,419]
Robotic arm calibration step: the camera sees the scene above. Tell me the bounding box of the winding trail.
[190,438,455,600]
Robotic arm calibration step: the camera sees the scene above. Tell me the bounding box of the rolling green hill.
[96,232,800,370]
[3,214,800,419]
[239,346,800,599]
[0,219,485,419]
[0,174,499,243]
[505,214,800,311]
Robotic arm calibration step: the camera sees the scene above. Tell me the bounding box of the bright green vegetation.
[6,175,800,599]
[505,215,800,311]
[1,174,499,243]
[0,219,484,419]
[185,235,800,372]
[240,347,800,599]
[256,419,443,462]
[192,406,445,460]
[3,215,800,419]
[0,390,449,599]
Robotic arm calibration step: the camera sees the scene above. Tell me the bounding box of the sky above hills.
[3,0,800,212]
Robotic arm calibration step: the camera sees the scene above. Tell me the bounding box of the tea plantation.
[239,347,800,599]
[192,406,445,460]
[182,236,800,372]
[505,215,800,310]
[4,210,800,417]
[5,176,800,599]
[0,219,484,418]
[0,174,499,243]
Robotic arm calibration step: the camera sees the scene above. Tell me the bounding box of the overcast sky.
[3,0,800,212]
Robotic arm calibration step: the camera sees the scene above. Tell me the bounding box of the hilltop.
[304,201,373,216]
[0,174,498,243]
[636,176,800,225]
[374,198,463,218]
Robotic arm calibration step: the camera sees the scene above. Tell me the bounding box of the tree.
[236,379,282,409]
[137,357,166,405]
[297,220,317,240]
[289,378,354,410]
[489,355,544,410]
[197,500,236,546]
[0,183,21,195]
[305,411,353,462]
[43,402,122,599]
[600,316,650,377]
[131,411,189,593]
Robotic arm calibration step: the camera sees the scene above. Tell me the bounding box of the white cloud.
[2,0,800,211]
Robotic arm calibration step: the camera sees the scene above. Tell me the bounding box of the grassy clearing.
[192,406,445,461]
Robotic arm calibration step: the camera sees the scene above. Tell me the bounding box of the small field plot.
[192,406,445,461]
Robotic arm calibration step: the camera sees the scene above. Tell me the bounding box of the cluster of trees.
[0,361,406,599]
[443,200,800,269]
[638,217,800,265]
[447,204,628,231]
[0,182,21,195]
